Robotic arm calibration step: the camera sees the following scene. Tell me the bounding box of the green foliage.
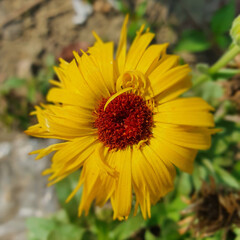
[55,171,82,221]
[175,0,235,52]
[0,77,26,94]
[210,0,235,34]
[0,54,55,129]
[175,30,210,53]
[26,210,86,240]
[115,0,149,41]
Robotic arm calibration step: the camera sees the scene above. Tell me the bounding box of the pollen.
[94,93,153,150]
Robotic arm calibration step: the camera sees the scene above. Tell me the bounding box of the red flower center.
[94,93,153,150]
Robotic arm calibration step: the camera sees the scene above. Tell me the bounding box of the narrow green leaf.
[215,166,239,188]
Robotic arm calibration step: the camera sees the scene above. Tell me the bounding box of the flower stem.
[192,74,209,88]
[209,44,240,75]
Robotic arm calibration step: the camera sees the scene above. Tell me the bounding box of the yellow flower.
[25,16,216,220]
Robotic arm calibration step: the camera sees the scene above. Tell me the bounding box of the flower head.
[25,16,216,220]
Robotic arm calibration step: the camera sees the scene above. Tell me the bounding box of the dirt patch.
[0,0,124,83]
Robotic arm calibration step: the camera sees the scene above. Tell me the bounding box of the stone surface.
[0,132,59,240]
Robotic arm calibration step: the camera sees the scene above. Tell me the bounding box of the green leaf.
[160,219,182,240]
[110,214,145,239]
[136,1,147,18]
[45,54,55,68]
[196,63,209,74]
[55,171,82,221]
[1,77,26,94]
[194,80,223,107]
[212,137,229,155]
[177,172,192,195]
[233,227,240,239]
[145,230,158,240]
[193,164,208,189]
[215,34,231,49]
[175,30,210,52]
[165,196,187,221]
[202,159,215,174]
[51,209,70,224]
[26,217,58,240]
[215,165,239,188]
[27,84,37,103]
[211,0,235,34]
[47,224,85,240]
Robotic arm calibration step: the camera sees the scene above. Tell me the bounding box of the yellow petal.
[33,106,96,139]
[154,98,215,127]
[149,54,180,79]
[136,44,168,75]
[142,145,175,196]
[30,142,68,160]
[124,32,155,72]
[78,143,116,215]
[154,111,214,127]
[148,64,191,99]
[78,51,111,99]
[88,38,115,93]
[46,137,97,182]
[132,145,175,218]
[156,97,214,112]
[47,88,96,110]
[116,15,129,75]
[112,147,132,220]
[150,137,197,174]
[154,75,192,104]
[153,123,213,150]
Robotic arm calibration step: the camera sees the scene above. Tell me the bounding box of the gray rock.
[0,133,59,240]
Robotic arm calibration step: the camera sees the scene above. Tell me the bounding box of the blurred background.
[1,0,240,239]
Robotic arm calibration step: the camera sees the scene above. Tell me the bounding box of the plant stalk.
[209,44,240,75]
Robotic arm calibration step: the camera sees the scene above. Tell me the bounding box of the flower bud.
[230,15,240,46]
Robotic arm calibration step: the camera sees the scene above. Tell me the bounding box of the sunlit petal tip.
[92,31,103,43]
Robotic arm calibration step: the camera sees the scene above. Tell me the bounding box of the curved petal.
[156,97,214,112]
[88,35,115,93]
[124,29,155,72]
[148,64,191,99]
[154,98,215,127]
[150,137,197,174]
[136,44,168,75]
[153,123,213,150]
[143,145,176,188]
[29,142,68,160]
[154,75,192,104]
[26,106,97,140]
[78,51,111,99]
[47,88,96,110]
[43,136,97,185]
[111,147,132,220]
[149,54,180,79]
[78,143,117,215]
[54,61,96,100]
[132,145,175,218]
